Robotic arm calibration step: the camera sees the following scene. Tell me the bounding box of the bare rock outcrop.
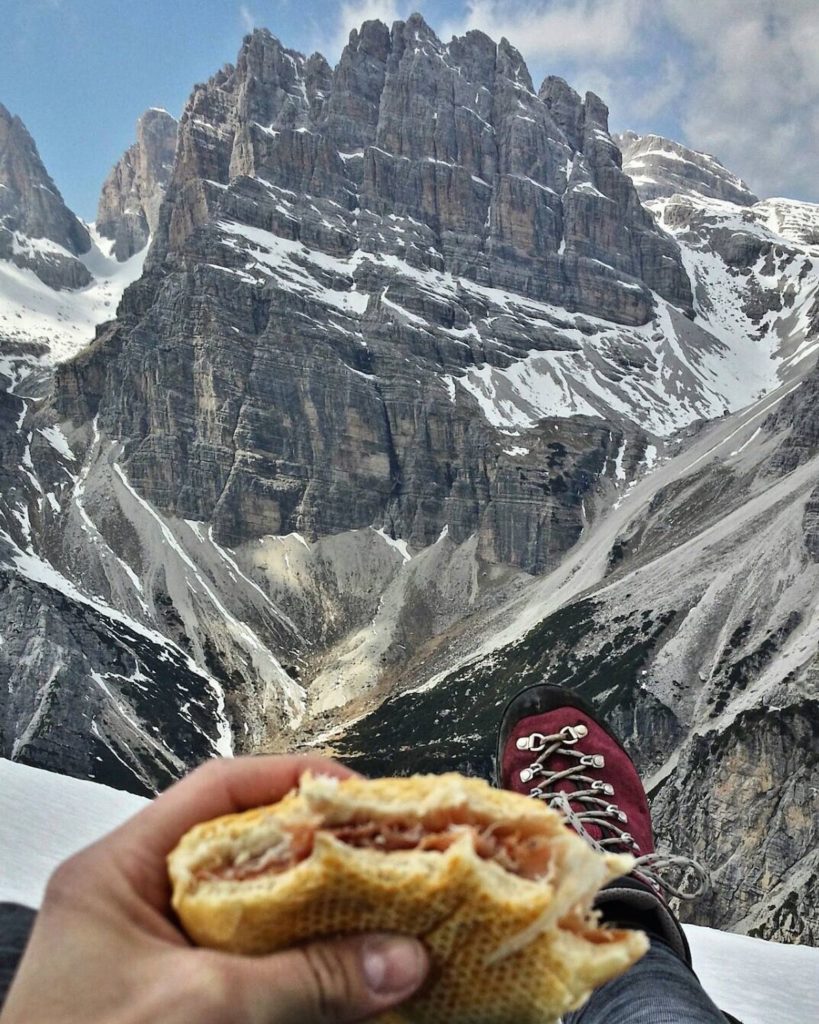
[616,131,758,207]
[96,107,178,260]
[0,103,91,289]
[55,19,692,569]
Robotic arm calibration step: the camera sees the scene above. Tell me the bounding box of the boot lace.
[516,724,708,900]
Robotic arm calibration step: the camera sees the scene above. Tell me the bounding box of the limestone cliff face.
[654,699,818,945]
[96,108,178,260]
[152,24,690,320]
[0,103,91,289]
[56,19,691,573]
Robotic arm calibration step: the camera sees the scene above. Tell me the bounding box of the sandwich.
[168,772,648,1023]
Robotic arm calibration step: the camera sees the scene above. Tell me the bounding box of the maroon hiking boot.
[495,683,702,964]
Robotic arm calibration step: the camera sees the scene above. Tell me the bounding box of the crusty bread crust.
[168,773,647,1023]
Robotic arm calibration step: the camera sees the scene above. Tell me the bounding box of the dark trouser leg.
[563,937,729,1024]
[0,904,36,1010]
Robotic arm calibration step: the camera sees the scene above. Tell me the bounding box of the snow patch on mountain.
[455,289,798,436]
[371,527,412,563]
[219,220,369,314]
[37,424,76,461]
[216,214,819,438]
[0,225,145,368]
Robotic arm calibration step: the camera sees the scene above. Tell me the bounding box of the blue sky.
[1,0,817,219]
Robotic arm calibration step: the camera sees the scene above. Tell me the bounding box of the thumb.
[233,933,429,1024]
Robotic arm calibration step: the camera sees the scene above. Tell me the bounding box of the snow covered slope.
[0,758,147,906]
[638,194,819,425]
[0,758,815,1024]
[462,190,819,438]
[0,227,145,381]
[687,924,819,1024]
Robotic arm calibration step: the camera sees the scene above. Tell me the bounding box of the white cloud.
[239,4,255,33]
[439,0,646,61]
[660,0,819,200]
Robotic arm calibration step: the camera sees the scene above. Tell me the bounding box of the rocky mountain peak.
[495,36,535,92]
[346,18,391,56]
[538,76,583,150]
[0,107,153,367]
[149,16,691,322]
[0,103,90,257]
[401,11,438,42]
[582,91,609,132]
[96,107,178,261]
[0,102,92,289]
[233,29,315,127]
[616,130,758,206]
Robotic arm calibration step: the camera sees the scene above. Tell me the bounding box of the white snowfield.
[0,759,815,1024]
[0,226,145,370]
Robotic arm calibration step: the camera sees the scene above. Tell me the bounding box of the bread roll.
[168,772,647,1023]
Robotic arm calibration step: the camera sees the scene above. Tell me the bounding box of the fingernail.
[362,936,426,995]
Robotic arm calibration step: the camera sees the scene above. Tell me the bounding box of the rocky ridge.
[0,112,155,380]
[0,103,91,291]
[97,108,178,261]
[617,131,758,207]
[51,20,705,576]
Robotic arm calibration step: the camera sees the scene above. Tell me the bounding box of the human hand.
[0,755,429,1023]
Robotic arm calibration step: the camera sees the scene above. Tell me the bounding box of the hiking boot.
[495,683,704,964]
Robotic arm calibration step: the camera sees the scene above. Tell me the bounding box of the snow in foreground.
[0,759,147,908]
[1,759,816,1023]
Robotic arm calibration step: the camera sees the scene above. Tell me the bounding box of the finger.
[229,934,429,1024]
[120,755,355,856]
[93,755,357,905]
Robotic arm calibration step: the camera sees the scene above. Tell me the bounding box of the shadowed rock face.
[654,698,819,945]
[97,108,178,261]
[763,360,819,474]
[0,569,227,796]
[0,103,91,289]
[55,19,691,569]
